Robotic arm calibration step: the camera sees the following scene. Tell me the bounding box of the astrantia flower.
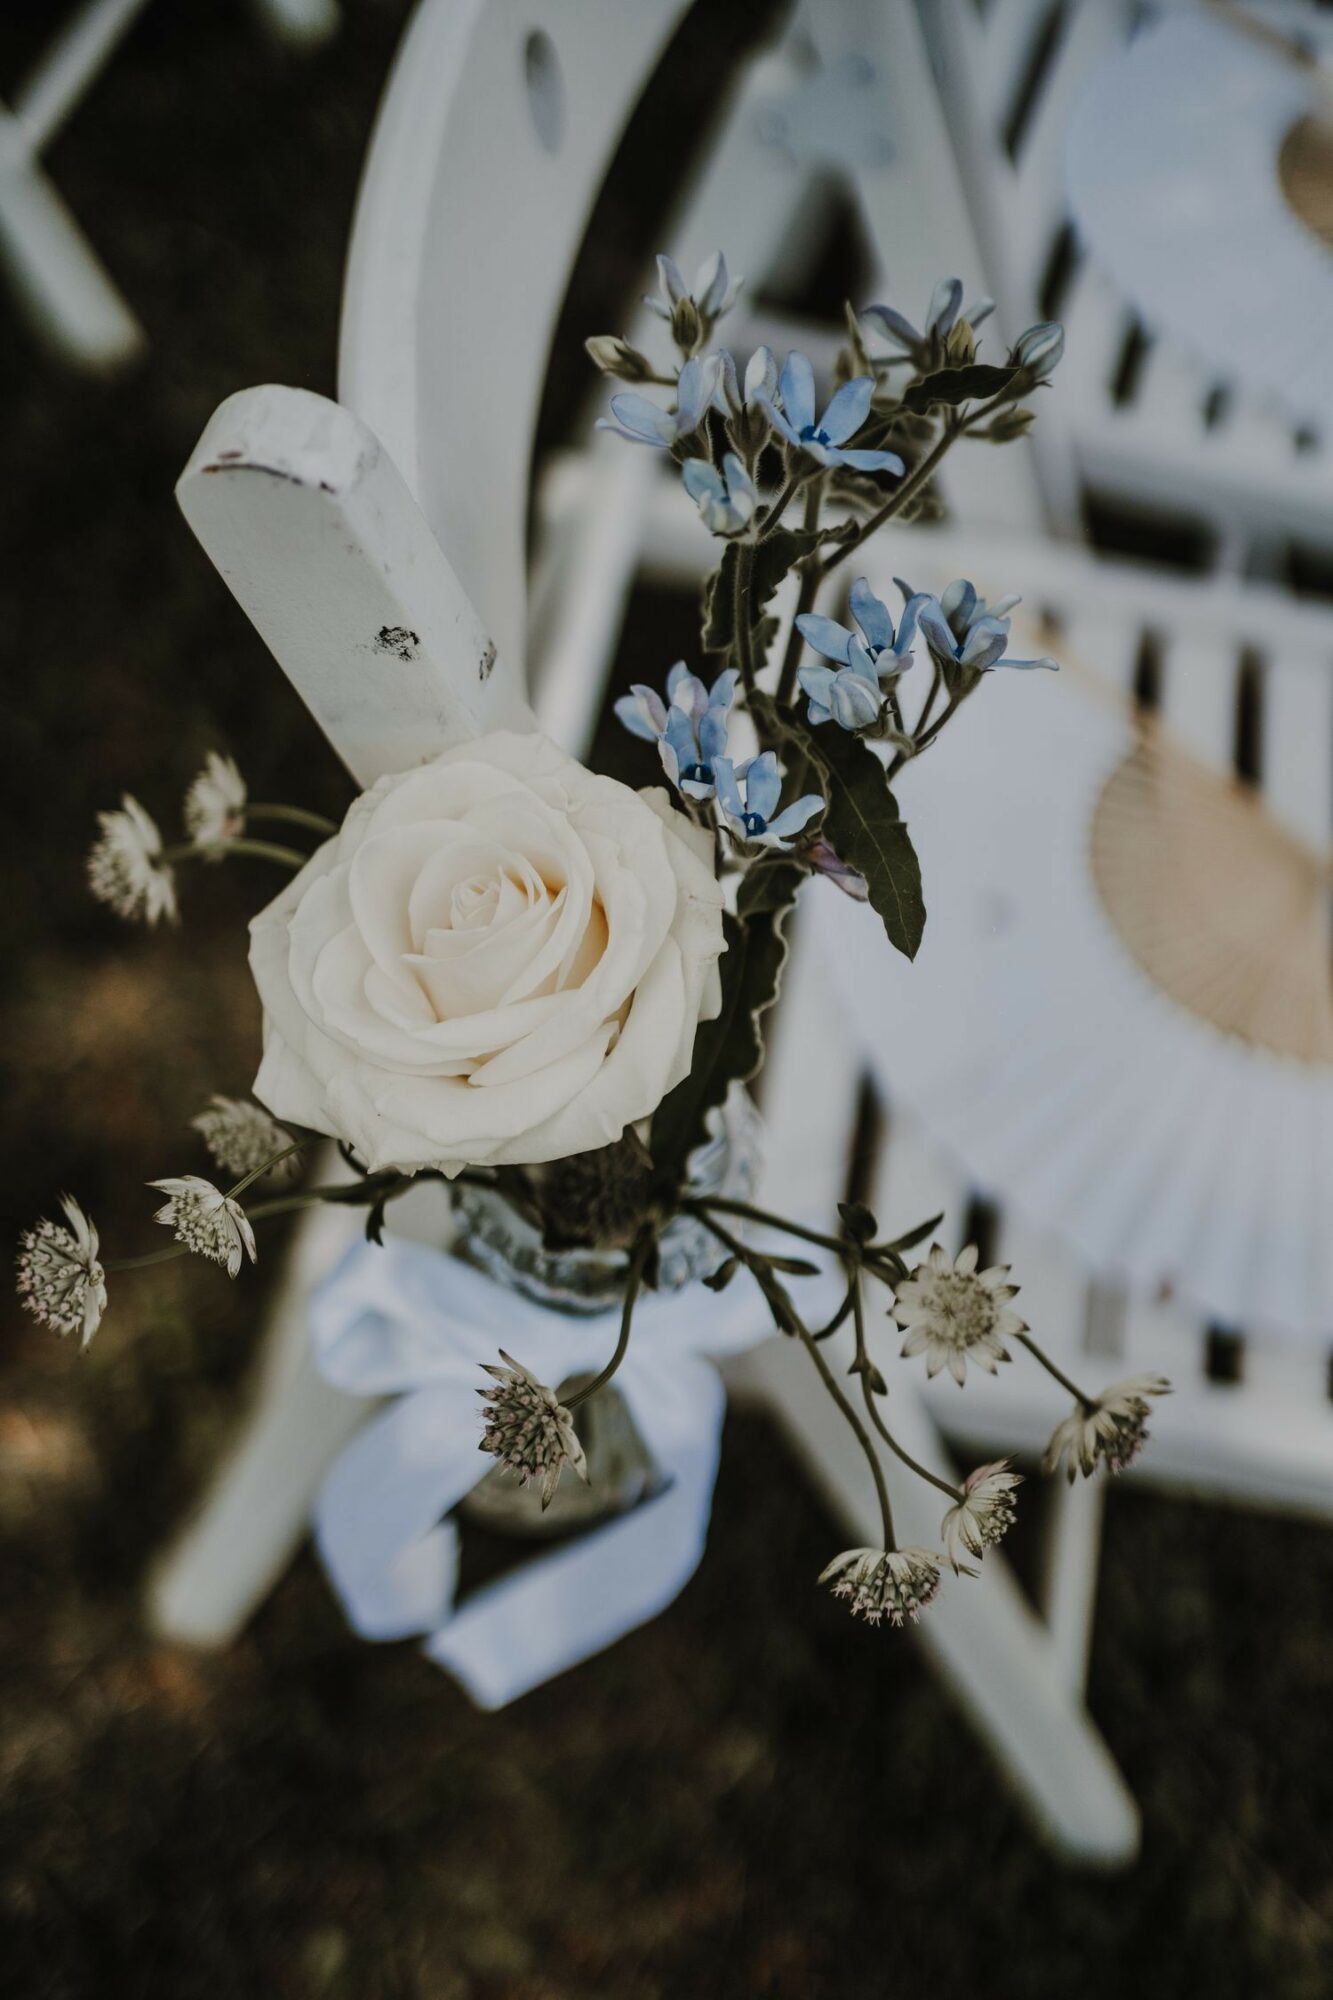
[478,1349,588,1509]
[615,662,737,802]
[149,1175,257,1277]
[598,352,722,448]
[903,576,1058,696]
[183,751,246,858]
[891,1242,1026,1385]
[714,752,824,851]
[87,796,177,925]
[861,278,995,371]
[16,1196,107,1348]
[797,576,929,729]
[1044,1375,1172,1483]
[819,1545,942,1627]
[190,1096,296,1183]
[645,250,742,349]
[682,452,756,536]
[757,352,905,474]
[940,1460,1022,1575]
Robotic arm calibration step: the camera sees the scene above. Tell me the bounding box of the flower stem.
[797,1313,896,1551]
[1017,1332,1096,1411]
[774,479,824,708]
[734,541,758,694]
[105,1245,190,1272]
[757,472,803,539]
[814,418,962,583]
[850,1273,962,1504]
[245,803,339,835]
[225,1139,313,1202]
[217,837,310,869]
[567,1229,654,1410]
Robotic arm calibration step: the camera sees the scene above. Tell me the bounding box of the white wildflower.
[15,1195,107,1348]
[891,1242,1026,1385]
[478,1350,588,1509]
[183,752,246,857]
[190,1096,295,1183]
[149,1175,257,1277]
[1044,1374,1172,1483]
[819,1546,942,1627]
[87,796,177,925]
[940,1460,1023,1575]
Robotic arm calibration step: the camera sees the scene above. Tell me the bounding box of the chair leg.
[147,1200,373,1647]
[729,1335,1140,1866]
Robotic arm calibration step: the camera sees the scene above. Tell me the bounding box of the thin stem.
[757,472,803,539]
[225,1139,313,1202]
[1017,1332,1095,1411]
[688,1194,846,1256]
[774,479,824,707]
[245,803,339,835]
[217,837,310,869]
[105,1245,189,1272]
[886,692,961,780]
[798,1314,896,1551]
[734,541,757,693]
[850,1274,962,1505]
[813,419,961,583]
[567,1230,654,1409]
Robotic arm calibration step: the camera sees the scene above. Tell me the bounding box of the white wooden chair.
[146,0,1333,1866]
[0,0,337,369]
[924,0,1333,572]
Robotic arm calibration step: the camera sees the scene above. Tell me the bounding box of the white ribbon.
[308,1237,815,1707]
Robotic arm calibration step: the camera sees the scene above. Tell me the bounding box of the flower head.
[757,352,905,474]
[16,1196,107,1348]
[645,250,742,350]
[87,796,177,925]
[682,452,756,536]
[713,752,824,851]
[190,1096,296,1183]
[1044,1375,1172,1483]
[820,1545,942,1626]
[149,1175,257,1277]
[861,279,995,371]
[598,352,722,448]
[183,752,246,857]
[478,1349,588,1508]
[797,576,929,729]
[891,1242,1025,1385]
[904,576,1058,695]
[1011,320,1065,380]
[940,1460,1022,1575]
[615,662,737,802]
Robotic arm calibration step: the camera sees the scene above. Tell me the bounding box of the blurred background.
[4,2,1333,1995]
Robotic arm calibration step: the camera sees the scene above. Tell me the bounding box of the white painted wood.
[177,385,533,785]
[11,0,149,154]
[252,0,339,49]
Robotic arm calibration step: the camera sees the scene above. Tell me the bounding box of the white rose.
[248,732,725,1175]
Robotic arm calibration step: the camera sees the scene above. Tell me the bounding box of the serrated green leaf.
[650,863,804,1189]
[701,529,824,658]
[815,729,925,960]
[902,362,1017,412]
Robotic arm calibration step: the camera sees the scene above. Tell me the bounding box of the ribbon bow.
[309,1237,797,1707]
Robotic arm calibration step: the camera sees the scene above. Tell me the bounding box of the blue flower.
[682,452,757,536]
[756,352,905,475]
[646,251,743,343]
[1011,321,1064,379]
[714,753,824,850]
[598,353,722,448]
[861,280,995,370]
[714,346,778,445]
[615,662,737,801]
[795,576,929,728]
[903,577,1058,690]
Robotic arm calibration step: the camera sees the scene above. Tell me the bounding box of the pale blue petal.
[682,458,724,504]
[657,737,682,788]
[861,303,920,350]
[665,660,692,702]
[656,254,686,305]
[765,793,825,842]
[829,673,883,731]
[846,637,879,682]
[927,277,963,336]
[960,617,1008,670]
[744,345,778,404]
[608,394,676,445]
[820,376,873,445]
[835,447,906,474]
[615,690,666,741]
[754,392,800,448]
[993,654,1059,673]
[663,708,699,765]
[713,351,740,416]
[674,357,710,433]
[848,576,893,652]
[712,757,744,820]
[708,668,739,711]
[796,612,854,664]
[699,706,729,762]
[746,751,782,823]
[695,250,726,315]
[940,577,977,628]
[779,350,816,434]
[917,601,960,668]
[798,664,838,708]
[892,593,930,658]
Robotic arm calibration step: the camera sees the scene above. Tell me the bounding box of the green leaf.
[701,530,824,658]
[649,862,804,1189]
[902,363,1017,412]
[815,729,925,960]
[837,1200,878,1245]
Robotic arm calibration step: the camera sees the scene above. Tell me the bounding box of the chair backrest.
[337,0,689,684]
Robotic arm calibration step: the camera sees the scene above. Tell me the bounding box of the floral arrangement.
[18,252,1168,1634]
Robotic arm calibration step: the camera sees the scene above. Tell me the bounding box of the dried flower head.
[1044,1374,1171,1483]
[891,1242,1026,1385]
[183,752,246,857]
[190,1097,296,1183]
[149,1175,257,1277]
[478,1350,588,1509]
[87,795,177,925]
[819,1545,942,1627]
[940,1460,1023,1575]
[16,1195,107,1348]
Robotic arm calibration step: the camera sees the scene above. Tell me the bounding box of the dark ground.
[1,4,1331,1996]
